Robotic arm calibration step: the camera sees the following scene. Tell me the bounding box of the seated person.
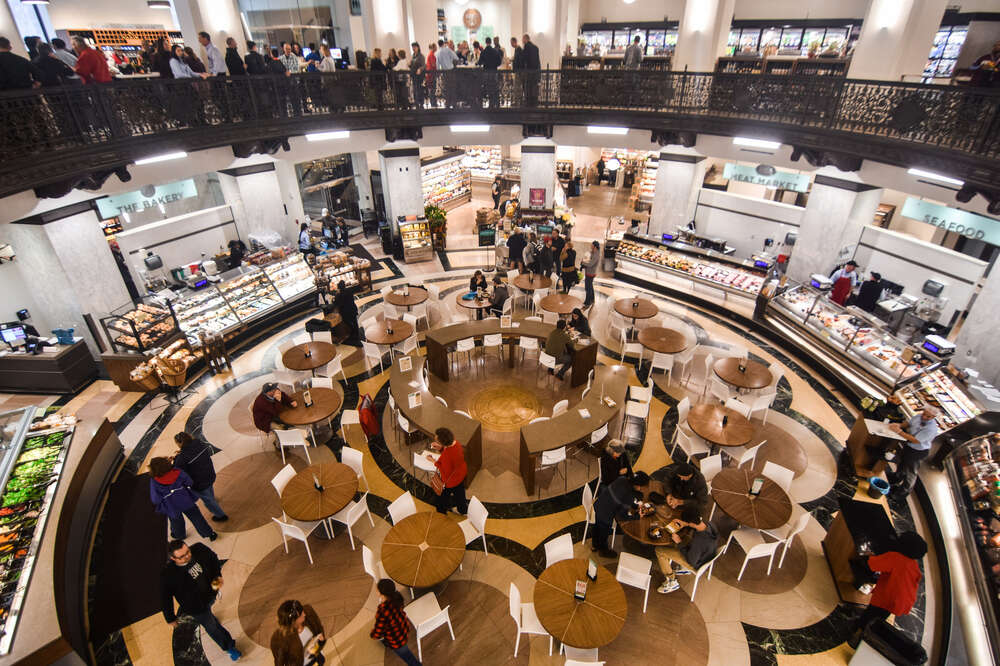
[469,270,488,293]
[544,319,574,380]
[592,471,651,558]
[655,504,719,594]
[599,439,632,490]
[489,275,508,316]
[651,461,708,509]
[251,382,297,435]
[568,307,591,336]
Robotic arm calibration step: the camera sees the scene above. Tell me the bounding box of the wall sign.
[902,197,1000,245]
[722,163,811,193]
[463,8,482,30]
[96,179,198,219]
[529,187,545,207]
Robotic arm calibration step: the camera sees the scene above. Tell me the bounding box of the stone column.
[955,269,1000,387]
[785,170,883,284]
[523,0,559,68]
[0,2,27,57]
[351,153,375,215]
[406,0,437,48]
[649,148,706,238]
[218,163,294,244]
[848,0,948,81]
[673,0,735,72]
[377,142,423,232]
[367,0,407,53]
[519,139,556,210]
[171,0,246,50]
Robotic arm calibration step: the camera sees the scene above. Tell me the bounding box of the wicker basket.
[134,372,161,391]
[158,367,187,388]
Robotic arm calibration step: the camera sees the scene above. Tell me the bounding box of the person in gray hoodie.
[581,240,601,307]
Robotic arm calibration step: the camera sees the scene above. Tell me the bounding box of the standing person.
[560,240,578,294]
[970,40,1000,87]
[592,472,650,557]
[581,240,600,307]
[173,432,228,523]
[829,260,860,306]
[522,232,537,273]
[228,238,247,266]
[510,37,523,70]
[854,272,884,312]
[436,39,457,106]
[544,319,574,380]
[199,32,226,75]
[149,457,218,541]
[171,45,207,79]
[32,44,76,86]
[886,406,939,497]
[333,280,360,345]
[299,222,315,256]
[152,37,174,78]
[224,37,245,75]
[848,531,927,649]
[72,37,111,83]
[479,37,500,108]
[252,383,297,435]
[428,427,468,514]
[521,34,540,105]
[623,35,643,69]
[491,176,502,209]
[507,227,526,272]
[317,44,337,72]
[161,539,241,661]
[370,48,386,71]
[596,157,606,184]
[424,42,437,107]
[183,46,207,73]
[371,579,421,665]
[244,41,266,74]
[270,599,326,666]
[51,38,78,69]
[655,505,718,594]
[550,228,566,262]
[304,42,322,71]
[538,237,554,280]
[408,42,425,108]
[280,43,300,73]
[268,47,289,75]
[599,439,632,490]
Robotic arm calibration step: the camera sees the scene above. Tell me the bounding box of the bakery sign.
[722,163,811,193]
[96,179,198,219]
[902,196,1000,244]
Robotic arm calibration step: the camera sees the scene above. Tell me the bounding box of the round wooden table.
[710,467,792,530]
[511,273,552,292]
[455,293,493,317]
[365,319,413,345]
[384,286,428,310]
[714,357,773,390]
[637,327,689,354]
[614,297,658,321]
[277,388,343,427]
[539,293,583,315]
[619,480,682,546]
[381,512,466,588]
[686,403,754,450]
[282,341,337,373]
[533,558,627,649]
[280,461,358,522]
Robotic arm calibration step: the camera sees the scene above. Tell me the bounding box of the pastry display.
[218,271,282,320]
[101,304,178,352]
[314,252,370,288]
[173,290,239,344]
[459,145,501,179]
[263,254,315,300]
[616,240,765,294]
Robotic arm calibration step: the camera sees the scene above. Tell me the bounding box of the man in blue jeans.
[887,406,939,497]
[173,432,228,522]
[161,540,242,661]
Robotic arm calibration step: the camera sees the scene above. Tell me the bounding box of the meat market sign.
[902,197,1000,245]
[96,179,197,218]
[722,163,810,193]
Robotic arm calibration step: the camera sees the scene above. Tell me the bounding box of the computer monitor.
[330,47,342,59]
[1,326,26,347]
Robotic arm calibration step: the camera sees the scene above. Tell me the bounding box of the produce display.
[616,240,765,294]
[898,368,983,430]
[262,254,315,300]
[459,145,501,179]
[101,304,177,352]
[128,339,201,390]
[421,158,472,209]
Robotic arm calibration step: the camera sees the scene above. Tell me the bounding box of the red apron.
[830,275,853,305]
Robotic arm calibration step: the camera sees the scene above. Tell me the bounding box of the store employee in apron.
[830,260,861,306]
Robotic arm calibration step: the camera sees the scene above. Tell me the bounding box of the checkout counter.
[0,325,96,395]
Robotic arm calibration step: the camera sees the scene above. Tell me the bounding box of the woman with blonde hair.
[270,599,325,666]
[317,44,337,72]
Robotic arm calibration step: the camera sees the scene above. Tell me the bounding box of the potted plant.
[425,204,447,250]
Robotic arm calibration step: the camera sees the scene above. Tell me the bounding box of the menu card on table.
[398,356,413,372]
[501,315,512,328]
[408,392,422,409]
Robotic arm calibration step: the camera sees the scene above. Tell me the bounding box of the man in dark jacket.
[521,34,540,106]
[161,540,242,660]
[334,280,360,344]
[652,461,708,510]
[854,272,883,312]
[592,471,650,557]
[33,44,76,86]
[244,41,266,74]
[507,228,526,272]
[538,238,554,278]
[0,37,41,90]
[224,37,245,75]
[489,275,508,316]
[656,504,718,593]
[173,432,228,522]
[251,383,296,434]
[510,37,524,71]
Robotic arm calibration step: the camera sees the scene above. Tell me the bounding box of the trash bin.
[849,620,927,666]
[867,477,890,499]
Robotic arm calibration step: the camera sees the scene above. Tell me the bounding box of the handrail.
[1,69,998,199]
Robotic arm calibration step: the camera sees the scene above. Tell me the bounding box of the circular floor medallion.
[469,384,542,432]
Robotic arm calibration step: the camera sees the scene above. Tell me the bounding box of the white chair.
[563,646,601,661]
[529,416,550,424]
[621,397,651,439]
[270,463,298,497]
[565,660,605,666]
[454,409,473,418]
[552,399,569,417]
[542,311,559,325]
[452,337,476,374]
[459,496,488,552]
[537,447,567,496]
[620,334,644,363]
[396,412,421,446]
[275,428,312,464]
[725,397,752,419]
[736,441,765,469]
[435,395,448,407]
[482,333,504,369]
[709,376,736,404]
[318,355,346,383]
[689,548,725,602]
[747,393,772,424]
[277,339,296,359]
[340,409,364,445]
[607,310,628,341]
[362,543,386,581]
[761,510,811,568]
[509,582,552,657]
[581,483,596,544]
[414,450,438,479]
[757,369,783,404]
[274,369,308,394]
[616,552,652,613]
[700,453,723,519]
[543,533,574,567]
[410,302,430,330]
[672,427,711,461]
[312,377,333,390]
[673,345,696,381]
[762,461,794,493]
[725,528,782,581]
[272,516,326,564]
[311,330,333,344]
[388,491,417,524]
[537,351,557,386]
[341,446,368,490]
[394,334,419,357]
[650,352,674,383]
[507,269,519,282]
[519,334,540,364]
[329,492,374,550]
[685,350,715,396]
[382,302,400,321]
[628,377,653,404]
[362,341,385,373]
[405,592,455,662]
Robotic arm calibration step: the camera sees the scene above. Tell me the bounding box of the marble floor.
[9,224,947,666]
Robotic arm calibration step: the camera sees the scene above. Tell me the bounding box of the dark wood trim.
[520,145,556,154]
[18,637,74,666]
[658,152,705,163]
[580,20,677,31]
[217,162,276,177]
[813,174,881,192]
[11,199,96,225]
[420,148,465,167]
[378,147,420,158]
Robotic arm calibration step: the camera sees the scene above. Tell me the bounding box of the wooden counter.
[845,416,906,477]
[0,341,97,394]
[822,496,894,606]
[518,365,629,494]
[424,320,597,388]
[389,354,483,487]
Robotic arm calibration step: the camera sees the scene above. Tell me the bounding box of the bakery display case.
[218,269,282,321]
[897,367,983,431]
[399,217,433,263]
[172,287,240,344]
[262,253,315,301]
[314,252,373,290]
[637,160,657,204]
[100,303,178,353]
[421,154,472,211]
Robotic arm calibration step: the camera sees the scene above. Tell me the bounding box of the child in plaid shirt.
[371,579,421,665]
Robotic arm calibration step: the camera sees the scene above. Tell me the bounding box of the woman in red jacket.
[427,427,467,514]
[848,530,926,648]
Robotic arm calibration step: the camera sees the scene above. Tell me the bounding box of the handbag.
[357,394,380,437]
[430,473,445,495]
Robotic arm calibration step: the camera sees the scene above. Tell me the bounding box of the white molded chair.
[329,492,374,550]
[762,461,794,493]
[542,311,559,325]
[608,310,628,341]
[519,334,540,364]
[270,464,297,496]
[272,516,325,564]
[277,339,296,359]
[672,428,711,461]
[454,409,473,418]
[674,345,696,382]
[275,428,312,464]
[482,333,504,369]
[435,395,448,407]
[362,341,385,373]
[452,337,476,374]
[552,399,569,417]
[650,352,674,383]
[761,510,812,568]
[620,335,644,363]
[748,393,772,424]
[725,397,752,419]
[709,376,737,404]
[509,582,552,657]
[274,369,308,394]
[621,397,651,439]
[311,331,333,344]
[563,646,601,661]
[312,377,333,390]
[689,548,726,602]
[616,552,652,613]
[459,496,489,552]
[394,334,419,358]
[543,533,574,568]
[685,350,715,396]
[725,528,782,581]
[736,441,765,469]
[529,417,550,424]
[628,377,653,404]
[340,409,364,445]
[537,446,567,496]
[537,351,557,386]
[396,412,421,446]
[405,592,455,662]
[700,453,723,519]
[581,483,596,544]
[318,355,346,382]
[341,446,368,490]
[414,450,438,479]
[362,543,386,581]
[410,302,430,330]
[565,660,605,666]
[388,491,417,524]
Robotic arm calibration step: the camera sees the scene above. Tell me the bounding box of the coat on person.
[172,437,217,491]
[150,468,200,518]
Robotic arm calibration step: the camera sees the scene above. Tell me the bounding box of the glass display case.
[399,217,433,263]
[421,154,472,211]
[100,303,178,353]
[457,145,501,179]
[262,253,315,301]
[218,269,282,322]
[897,367,983,431]
[172,288,239,344]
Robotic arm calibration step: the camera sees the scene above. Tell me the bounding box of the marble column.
[378,142,423,233]
[171,0,246,50]
[649,148,706,238]
[366,0,407,53]
[849,0,948,81]
[218,164,295,245]
[955,268,1000,387]
[786,170,883,285]
[351,153,375,216]
[519,139,556,210]
[523,0,559,69]
[406,0,438,48]
[672,0,735,72]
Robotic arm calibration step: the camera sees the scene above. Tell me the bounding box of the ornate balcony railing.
[0,69,998,200]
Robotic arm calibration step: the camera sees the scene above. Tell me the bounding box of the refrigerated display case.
[262,253,315,301]
[218,269,283,321]
[457,145,501,180]
[172,288,240,344]
[399,217,433,263]
[100,303,178,353]
[897,367,983,431]
[421,152,472,211]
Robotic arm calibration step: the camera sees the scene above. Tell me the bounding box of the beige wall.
[47,0,178,31]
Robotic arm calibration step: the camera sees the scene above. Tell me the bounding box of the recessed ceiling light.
[733,137,781,150]
[20,0,50,5]
[450,125,490,132]
[587,126,629,135]
[134,151,187,165]
[147,0,172,8]
[305,130,350,141]
[907,168,964,187]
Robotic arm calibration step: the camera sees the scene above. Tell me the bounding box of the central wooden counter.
[424,319,597,388]
[389,354,483,487]
[518,365,630,494]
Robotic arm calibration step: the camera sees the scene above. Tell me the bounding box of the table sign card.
[303,389,313,407]
[578,408,591,418]
[587,559,598,581]
[749,477,764,497]
[399,356,413,372]
[574,580,587,600]
[408,392,422,409]
[501,315,512,328]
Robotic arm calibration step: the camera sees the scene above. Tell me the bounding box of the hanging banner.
[722,163,811,193]
[902,197,1000,245]
[96,179,198,219]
